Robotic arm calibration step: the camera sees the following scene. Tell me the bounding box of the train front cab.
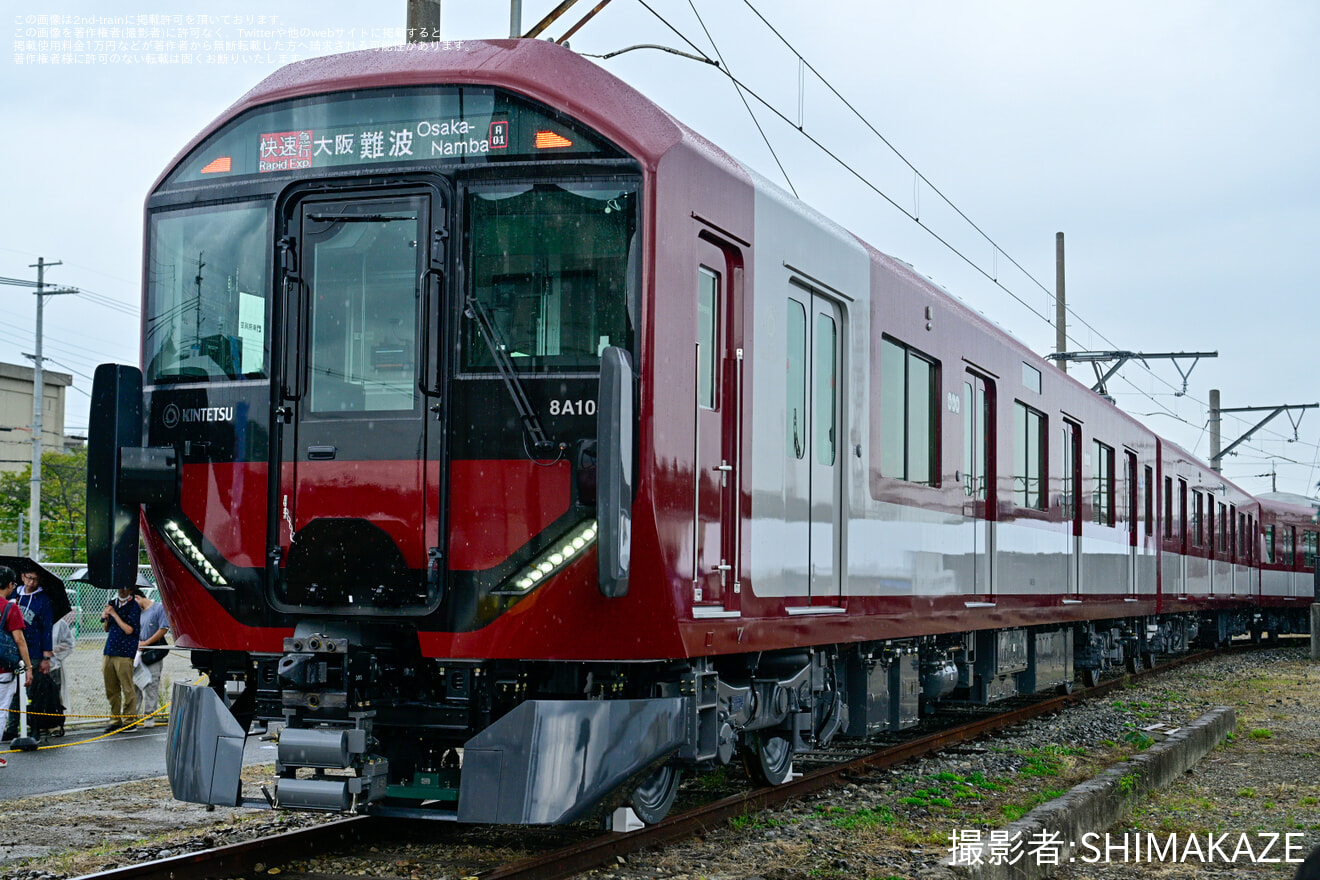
[85,44,706,824]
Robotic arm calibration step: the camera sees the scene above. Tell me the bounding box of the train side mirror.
[596,347,633,598]
[87,364,179,591]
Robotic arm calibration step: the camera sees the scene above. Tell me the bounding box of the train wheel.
[630,764,682,825]
[1124,653,1142,674]
[1082,668,1100,689]
[744,733,795,787]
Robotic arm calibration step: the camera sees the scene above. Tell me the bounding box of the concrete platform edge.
[940,705,1237,880]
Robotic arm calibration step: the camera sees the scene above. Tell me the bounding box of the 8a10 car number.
[549,398,596,416]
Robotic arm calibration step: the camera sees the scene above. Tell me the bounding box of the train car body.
[84,39,1313,824]
[1256,492,1318,634]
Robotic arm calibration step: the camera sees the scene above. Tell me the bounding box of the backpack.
[0,599,21,671]
[27,670,63,733]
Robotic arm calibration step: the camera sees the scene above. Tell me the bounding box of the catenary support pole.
[406,0,441,41]
[1055,232,1066,373]
[1210,389,1221,474]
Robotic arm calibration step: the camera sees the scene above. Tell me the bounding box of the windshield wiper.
[463,295,557,457]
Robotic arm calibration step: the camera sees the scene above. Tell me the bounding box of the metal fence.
[37,563,195,730]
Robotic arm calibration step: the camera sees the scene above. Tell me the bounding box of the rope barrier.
[0,704,170,752]
[1,675,207,753]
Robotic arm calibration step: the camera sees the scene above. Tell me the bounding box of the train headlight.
[161,519,229,587]
[496,519,598,595]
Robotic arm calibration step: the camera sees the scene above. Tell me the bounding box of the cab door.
[693,237,744,613]
[272,188,444,612]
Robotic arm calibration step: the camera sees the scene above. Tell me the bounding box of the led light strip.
[164,520,229,587]
[502,519,598,594]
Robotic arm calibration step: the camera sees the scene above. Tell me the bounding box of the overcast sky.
[3,0,1318,498]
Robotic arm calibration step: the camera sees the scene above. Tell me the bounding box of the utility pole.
[25,257,77,561]
[406,0,441,42]
[510,0,522,38]
[1055,232,1066,373]
[1209,389,1221,472]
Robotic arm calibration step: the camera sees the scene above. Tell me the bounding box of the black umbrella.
[0,557,73,622]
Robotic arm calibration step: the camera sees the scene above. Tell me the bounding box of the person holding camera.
[100,583,140,732]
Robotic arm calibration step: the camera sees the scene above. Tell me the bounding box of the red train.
[85,39,1315,824]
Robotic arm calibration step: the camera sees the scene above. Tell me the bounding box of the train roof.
[1257,491,1320,514]
[154,39,702,192]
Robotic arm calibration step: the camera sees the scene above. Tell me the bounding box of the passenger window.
[880,337,937,485]
[1093,441,1114,526]
[1283,526,1295,566]
[1305,531,1318,568]
[1163,476,1173,539]
[1264,524,1275,564]
[697,267,718,409]
[786,299,807,459]
[1014,402,1046,509]
[815,313,837,466]
[1178,480,1188,547]
[1062,423,1078,521]
[1144,466,1154,536]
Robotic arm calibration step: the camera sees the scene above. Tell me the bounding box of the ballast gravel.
[0,646,1317,880]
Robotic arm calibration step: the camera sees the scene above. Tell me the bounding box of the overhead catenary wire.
[620,1,1309,493]
[682,0,798,198]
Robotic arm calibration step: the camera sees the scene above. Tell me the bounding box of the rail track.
[70,643,1254,880]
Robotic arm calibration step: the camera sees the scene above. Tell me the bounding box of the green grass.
[827,805,896,830]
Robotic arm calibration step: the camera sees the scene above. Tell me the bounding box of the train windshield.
[145,203,270,384]
[463,180,637,373]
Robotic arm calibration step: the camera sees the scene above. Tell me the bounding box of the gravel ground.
[583,646,1320,880]
[1,646,1317,880]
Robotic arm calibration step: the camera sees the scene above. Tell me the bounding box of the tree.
[0,447,88,562]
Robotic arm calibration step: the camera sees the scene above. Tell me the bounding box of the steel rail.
[70,817,374,880]
[74,642,1283,880]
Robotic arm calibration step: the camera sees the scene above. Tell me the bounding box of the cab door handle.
[307,445,337,460]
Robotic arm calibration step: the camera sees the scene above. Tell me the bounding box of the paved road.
[0,723,276,800]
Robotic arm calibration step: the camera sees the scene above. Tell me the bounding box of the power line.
[626,3,1318,482]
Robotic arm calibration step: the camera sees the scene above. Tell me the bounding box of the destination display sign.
[255,116,507,173]
[166,86,618,185]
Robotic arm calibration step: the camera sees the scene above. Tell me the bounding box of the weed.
[828,806,896,830]
[1249,728,1274,740]
[730,812,785,831]
[1238,788,1257,798]
[1123,731,1155,750]
[1001,803,1029,821]
[1017,755,1060,778]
